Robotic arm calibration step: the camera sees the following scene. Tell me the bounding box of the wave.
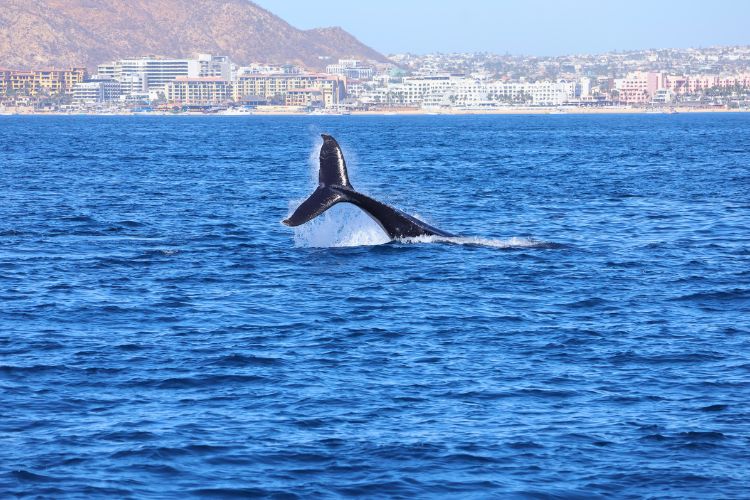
[673,288,750,302]
[398,235,561,249]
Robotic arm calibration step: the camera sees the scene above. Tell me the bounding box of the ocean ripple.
[1,114,749,497]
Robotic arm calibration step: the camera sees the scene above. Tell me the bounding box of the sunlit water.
[1,114,749,497]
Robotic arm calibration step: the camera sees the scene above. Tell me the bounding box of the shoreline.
[1,106,748,117]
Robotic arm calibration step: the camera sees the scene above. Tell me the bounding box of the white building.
[197,53,233,81]
[118,73,147,96]
[164,77,232,104]
[237,64,301,77]
[326,59,374,80]
[360,74,577,108]
[651,88,675,104]
[122,58,200,89]
[73,80,122,104]
[96,64,117,80]
[579,77,591,98]
[96,54,234,95]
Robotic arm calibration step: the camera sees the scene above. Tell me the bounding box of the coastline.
[1,106,748,117]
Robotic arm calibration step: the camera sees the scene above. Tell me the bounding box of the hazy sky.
[253,0,749,55]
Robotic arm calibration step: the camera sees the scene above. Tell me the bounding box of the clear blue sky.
[253,0,749,55]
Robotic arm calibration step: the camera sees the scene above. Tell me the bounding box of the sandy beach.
[1,106,747,117]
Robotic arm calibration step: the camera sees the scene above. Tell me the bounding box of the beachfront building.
[423,78,488,107]
[163,77,232,105]
[488,80,576,106]
[96,54,234,94]
[285,88,326,107]
[717,74,750,89]
[233,73,345,108]
[117,73,148,96]
[614,71,664,104]
[651,88,675,104]
[345,81,370,99]
[578,77,592,98]
[326,59,374,80]
[361,74,577,109]
[0,68,87,96]
[73,79,122,104]
[613,71,750,103]
[663,73,750,94]
[128,59,195,89]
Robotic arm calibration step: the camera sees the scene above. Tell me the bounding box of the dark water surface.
[1,114,749,498]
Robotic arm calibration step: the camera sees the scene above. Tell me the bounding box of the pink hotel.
[616,71,750,103]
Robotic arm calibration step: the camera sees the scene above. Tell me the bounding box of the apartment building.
[73,80,122,104]
[233,73,345,107]
[615,71,664,104]
[613,71,750,103]
[364,74,576,108]
[197,54,233,81]
[98,58,200,91]
[96,54,232,93]
[285,88,325,107]
[237,64,301,77]
[0,68,87,96]
[163,77,232,104]
[664,73,750,94]
[118,74,148,96]
[326,59,374,80]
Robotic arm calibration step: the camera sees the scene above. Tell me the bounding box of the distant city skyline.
[253,0,750,56]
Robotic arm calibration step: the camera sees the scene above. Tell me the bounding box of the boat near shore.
[221,106,255,116]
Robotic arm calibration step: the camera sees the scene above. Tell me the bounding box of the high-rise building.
[97,57,207,91]
[96,55,236,97]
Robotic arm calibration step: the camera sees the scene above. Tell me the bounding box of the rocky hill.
[0,0,387,70]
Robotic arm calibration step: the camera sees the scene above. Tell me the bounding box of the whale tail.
[283,134,454,239]
[283,135,353,227]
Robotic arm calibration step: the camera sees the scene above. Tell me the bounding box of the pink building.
[663,74,750,94]
[663,75,717,94]
[615,72,664,103]
[616,72,750,102]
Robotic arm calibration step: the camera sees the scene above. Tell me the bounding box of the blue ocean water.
[1,114,749,498]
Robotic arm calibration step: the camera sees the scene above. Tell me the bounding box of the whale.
[283,134,454,239]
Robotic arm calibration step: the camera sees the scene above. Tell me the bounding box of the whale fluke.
[318,134,352,189]
[282,135,349,227]
[283,134,453,240]
[282,186,346,227]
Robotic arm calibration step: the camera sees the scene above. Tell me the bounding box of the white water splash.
[288,201,553,249]
[290,202,391,248]
[398,235,553,249]
[290,136,384,248]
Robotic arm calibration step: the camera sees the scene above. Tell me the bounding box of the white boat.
[221,107,254,116]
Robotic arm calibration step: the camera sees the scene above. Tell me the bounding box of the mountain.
[0,0,387,70]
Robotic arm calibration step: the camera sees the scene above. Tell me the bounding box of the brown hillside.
[0,0,387,70]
